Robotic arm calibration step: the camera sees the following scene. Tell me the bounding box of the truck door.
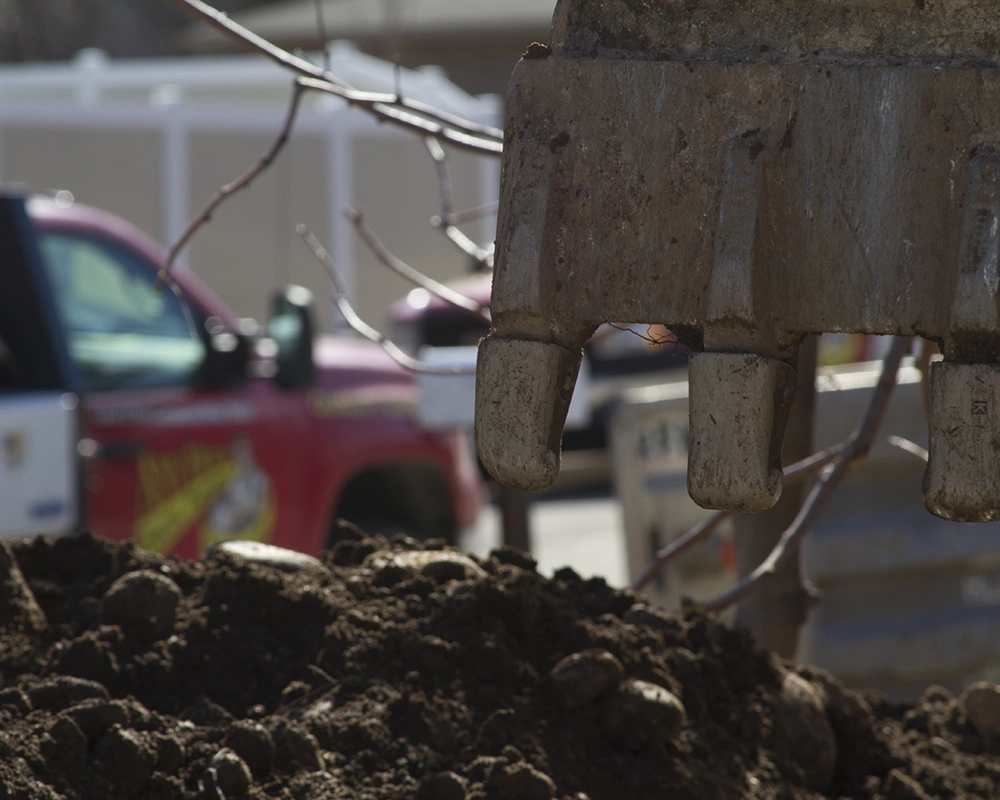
[0,196,82,540]
[34,227,307,560]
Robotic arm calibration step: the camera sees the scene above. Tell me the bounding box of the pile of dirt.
[3,531,1000,800]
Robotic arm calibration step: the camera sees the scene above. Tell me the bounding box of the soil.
[4,531,1000,800]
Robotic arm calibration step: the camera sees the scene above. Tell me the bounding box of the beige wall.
[187,131,331,327]
[352,136,490,328]
[3,127,162,239]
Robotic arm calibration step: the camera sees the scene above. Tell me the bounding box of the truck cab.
[1,192,481,559]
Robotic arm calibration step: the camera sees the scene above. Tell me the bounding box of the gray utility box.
[612,358,1000,701]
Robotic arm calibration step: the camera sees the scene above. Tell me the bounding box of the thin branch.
[700,336,912,613]
[313,0,330,73]
[604,322,679,347]
[631,511,731,593]
[916,337,937,422]
[297,77,502,156]
[424,136,495,267]
[157,78,306,288]
[172,0,503,154]
[887,435,929,462]
[296,224,476,375]
[394,60,404,104]
[343,206,490,323]
[434,202,499,227]
[425,137,455,219]
[630,440,847,593]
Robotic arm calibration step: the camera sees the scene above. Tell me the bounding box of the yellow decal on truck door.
[133,438,275,554]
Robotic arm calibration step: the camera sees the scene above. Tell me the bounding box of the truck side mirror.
[196,316,253,389]
[268,285,315,390]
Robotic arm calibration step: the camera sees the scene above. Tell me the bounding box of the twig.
[630,440,847,593]
[394,61,404,104]
[425,137,455,219]
[887,435,929,462]
[296,224,476,375]
[916,337,936,422]
[424,137,495,268]
[157,78,306,288]
[172,0,503,155]
[605,322,678,347]
[343,206,490,323]
[313,0,330,73]
[297,77,502,156]
[434,202,499,227]
[699,336,912,613]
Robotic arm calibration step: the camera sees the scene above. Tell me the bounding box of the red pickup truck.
[0,193,481,559]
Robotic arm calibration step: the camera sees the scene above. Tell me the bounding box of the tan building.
[181,0,557,98]
[0,45,500,332]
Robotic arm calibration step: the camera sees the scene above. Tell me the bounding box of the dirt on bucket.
[2,531,1000,799]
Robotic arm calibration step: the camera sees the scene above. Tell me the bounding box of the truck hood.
[312,334,414,390]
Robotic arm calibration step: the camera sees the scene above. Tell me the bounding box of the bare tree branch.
[296,77,501,155]
[172,0,503,155]
[916,337,937,421]
[434,202,499,227]
[343,206,491,323]
[425,137,455,217]
[630,440,848,593]
[296,224,476,375]
[157,78,306,289]
[313,0,330,73]
[699,336,912,613]
[887,435,929,462]
[424,137,495,267]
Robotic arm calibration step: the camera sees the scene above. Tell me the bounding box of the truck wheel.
[330,464,456,548]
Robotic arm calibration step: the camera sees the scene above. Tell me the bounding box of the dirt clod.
[100,569,182,644]
[487,762,557,800]
[3,531,1000,799]
[423,770,469,800]
[94,725,156,798]
[772,670,837,792]
[599,678,687,751]
[211,748,252,797]
[224,720,275,776]
[960,681,1000,736]
[548,648,624,709]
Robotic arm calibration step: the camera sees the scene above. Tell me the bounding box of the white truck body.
[0,392,79,538]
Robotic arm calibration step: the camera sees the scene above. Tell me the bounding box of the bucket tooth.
[687,351,796,513]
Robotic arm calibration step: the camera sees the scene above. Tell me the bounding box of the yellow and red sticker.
[134,439,275,554]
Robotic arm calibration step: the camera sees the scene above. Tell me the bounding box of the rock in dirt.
[364,548,487,583]
[27,675,109,711]
[99,569,181,644]
[206,540,324,572]
[883,767,935,800]
[210,747,253,797]
[423,770,469,800]
[961,681,1000,736]
[93,724,156,798]
[63,697,130,742]
[772,670,837,792]
[486,761,557,800]
[599,678,687,750]
[225,719,276,775]
[548,648,625,709]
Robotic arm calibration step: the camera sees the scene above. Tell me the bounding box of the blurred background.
[0,0,560,331]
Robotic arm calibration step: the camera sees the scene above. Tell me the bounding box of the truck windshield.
[37,231,204,392]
